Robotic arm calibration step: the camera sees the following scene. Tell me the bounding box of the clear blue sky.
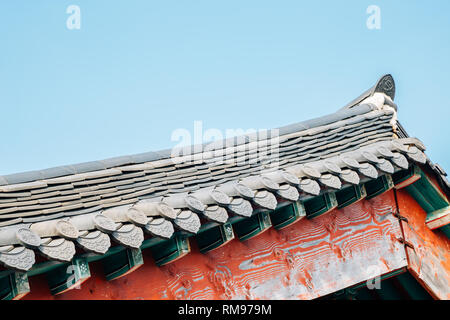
[0,1,449,175]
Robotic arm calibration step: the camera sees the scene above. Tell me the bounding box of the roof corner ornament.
[374,74,395,100]
[339,74,397,115]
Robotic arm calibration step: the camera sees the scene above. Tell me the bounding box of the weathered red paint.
[396,188,450,299]
[23,191,408,300]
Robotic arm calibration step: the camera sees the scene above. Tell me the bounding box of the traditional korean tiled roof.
[0,74,447,273]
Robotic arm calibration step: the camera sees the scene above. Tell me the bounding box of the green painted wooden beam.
[0,272,30,300]
[396,272,434,300]
[364,174,394,199]
[233,211,272,241]
[196,223,234,254]
[325,268,433,300]
[270,202,306,230]
[405,168,449,213]
[439,224,450,238]
[392,165,421,189]
[150,236,190,266]
[47,258,91,295]
[335,185,367,209]
[25,260,64,278]
[425,206,450,231]
[403,167,449,238]
[348,267,407,292]
[319,268,419,300]
[103,248,144,281]
[373,277,405,300]
[406,184,436,213]
[304,192,338,219]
